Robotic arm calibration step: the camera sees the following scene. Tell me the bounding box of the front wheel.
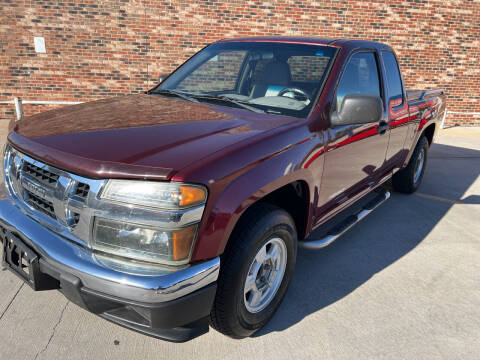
[392,135,429,194]
[209,203,297,338]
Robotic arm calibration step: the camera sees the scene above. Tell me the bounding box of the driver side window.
[336,52,381,111]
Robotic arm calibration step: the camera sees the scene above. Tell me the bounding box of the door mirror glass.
[330,94,383,126]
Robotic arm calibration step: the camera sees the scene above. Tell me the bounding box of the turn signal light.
[179,185,207,207]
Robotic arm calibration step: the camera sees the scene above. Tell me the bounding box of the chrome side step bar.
[299,190,391,250]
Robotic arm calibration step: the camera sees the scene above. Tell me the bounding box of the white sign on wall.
[34,37,46,53]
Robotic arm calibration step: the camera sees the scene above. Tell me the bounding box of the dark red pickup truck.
[1,37,445,341]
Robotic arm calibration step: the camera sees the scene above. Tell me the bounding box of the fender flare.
[190,144,317,260]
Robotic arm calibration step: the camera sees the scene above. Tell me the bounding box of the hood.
[9,94,300,180]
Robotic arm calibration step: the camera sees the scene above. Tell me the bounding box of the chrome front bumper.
[0,197,219,303]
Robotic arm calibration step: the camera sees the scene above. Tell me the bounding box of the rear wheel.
[209,203,297,338]
[392,135,428,194]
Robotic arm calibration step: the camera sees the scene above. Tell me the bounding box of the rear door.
[316,51,390,221]
[381,51,410,170]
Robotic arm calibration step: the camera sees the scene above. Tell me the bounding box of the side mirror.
[158,73,169,83]
[330,94,383,126]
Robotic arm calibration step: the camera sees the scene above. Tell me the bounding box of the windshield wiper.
[151,89,200,103]
[219,96,265,113]
[190,94,265,114]
[151,90,265,113]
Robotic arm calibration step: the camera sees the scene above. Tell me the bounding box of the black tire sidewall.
[235,222,296,330]
[411,137,429,190]
[392,135,429,194]
[216,205,297,338]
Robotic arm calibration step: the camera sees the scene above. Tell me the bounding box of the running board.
[299,190,391,250]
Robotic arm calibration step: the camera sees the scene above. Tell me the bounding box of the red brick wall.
[1,0,479,126]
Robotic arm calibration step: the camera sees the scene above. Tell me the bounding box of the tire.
[209,203,297,339]
[392,135,429,194]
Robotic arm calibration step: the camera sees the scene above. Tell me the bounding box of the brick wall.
[1,0,479,126]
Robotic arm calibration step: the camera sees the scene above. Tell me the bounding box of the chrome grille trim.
[25,190,56,218]
[75,182,90,199]
[23,162,59,186]
[3,145,206,251]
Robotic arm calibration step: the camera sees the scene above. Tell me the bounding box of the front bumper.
[0,197,219,342]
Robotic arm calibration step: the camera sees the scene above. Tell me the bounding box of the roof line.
[328,39,342,45]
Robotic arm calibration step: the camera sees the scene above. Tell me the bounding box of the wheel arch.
[241,180,310,241]
[190,159,316,261]
[218,177,312,258]
[423,123,435,146]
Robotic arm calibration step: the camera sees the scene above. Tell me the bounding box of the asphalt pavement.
[0,122,479,360]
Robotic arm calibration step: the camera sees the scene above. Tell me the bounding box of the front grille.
[25,190,56,219]
[23,162,59,186]
[75,182,90,200]
[3,146,105,248]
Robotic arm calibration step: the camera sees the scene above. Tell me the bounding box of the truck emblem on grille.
[22,178,47,198]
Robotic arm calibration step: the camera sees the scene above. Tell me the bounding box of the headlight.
[95,180,207,266]
[101,180,206,209]
[93,218,197,264]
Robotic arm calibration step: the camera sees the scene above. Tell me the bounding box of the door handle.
[377,121,389,135]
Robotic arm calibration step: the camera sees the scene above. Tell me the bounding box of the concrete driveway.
[0,123,479,360]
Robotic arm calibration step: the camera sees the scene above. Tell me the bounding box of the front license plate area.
[1,230,58,291]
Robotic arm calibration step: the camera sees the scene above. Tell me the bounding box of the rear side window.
[336,52,381,111]
[382,51,403,105]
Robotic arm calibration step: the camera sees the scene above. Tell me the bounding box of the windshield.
[153,42,337,118]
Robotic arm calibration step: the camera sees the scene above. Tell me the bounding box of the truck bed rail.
[406,89,445,102]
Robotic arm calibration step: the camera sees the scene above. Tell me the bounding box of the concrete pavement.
[0,123,479,359]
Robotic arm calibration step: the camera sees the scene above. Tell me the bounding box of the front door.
[316,51,390,222]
